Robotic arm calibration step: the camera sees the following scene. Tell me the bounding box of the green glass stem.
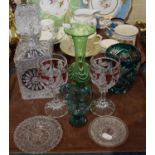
[60,83,92,128]
[69,114,88,128]
[69,36,90,84]
[73,36,87,64]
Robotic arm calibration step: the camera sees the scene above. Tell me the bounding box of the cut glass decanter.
[14,3,53,99]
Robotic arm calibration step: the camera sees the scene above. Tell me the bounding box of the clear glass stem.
[50,88,59,102]
[53,94,59,102]
[99,86,108,105]
[100,91,107,101]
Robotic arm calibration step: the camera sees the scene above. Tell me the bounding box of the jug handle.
[93,34,102,45]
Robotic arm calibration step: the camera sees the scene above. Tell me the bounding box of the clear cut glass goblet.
[39,53,68,118]
[90,53,120,116]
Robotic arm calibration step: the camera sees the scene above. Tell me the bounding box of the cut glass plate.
[89,116,128,147]
[14,115,63,154]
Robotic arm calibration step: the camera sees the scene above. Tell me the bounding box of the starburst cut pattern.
[22,68,46,91]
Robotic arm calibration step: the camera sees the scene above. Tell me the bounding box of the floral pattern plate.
[31,0,131,26]
[84,0,132,19]
[89,116,128,147]
[14,116,63,154]
[116,0,132,19]
[89,0,123,18]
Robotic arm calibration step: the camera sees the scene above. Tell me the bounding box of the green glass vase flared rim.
[64,23,96,37]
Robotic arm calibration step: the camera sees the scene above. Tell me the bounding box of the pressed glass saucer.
[14,115,63,154]
[89,116,128,147]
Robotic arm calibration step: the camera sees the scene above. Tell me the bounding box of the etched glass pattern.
[39,53,68,118]
[90,53,120,116]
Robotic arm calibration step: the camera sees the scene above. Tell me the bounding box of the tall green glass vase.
[64,24,96,84]
[63,24,96,127]
[69,36,89,84]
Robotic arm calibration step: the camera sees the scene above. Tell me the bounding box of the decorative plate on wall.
[116,0,132,19]
[86,0,132,28]
[31,0,132,27]
[87,0,132,19]
[89,0,123,18]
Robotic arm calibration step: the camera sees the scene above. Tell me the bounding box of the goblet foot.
[44,99,68,118]
[69,115,87,128]
[90,99,115,116]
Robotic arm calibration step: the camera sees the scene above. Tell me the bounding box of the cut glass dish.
[14,116,63,154]
[89,116,128,147]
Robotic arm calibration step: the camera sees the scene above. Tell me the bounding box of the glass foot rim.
[44,100,68,119]
[90,99,116,117]
[69,115,88,128]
